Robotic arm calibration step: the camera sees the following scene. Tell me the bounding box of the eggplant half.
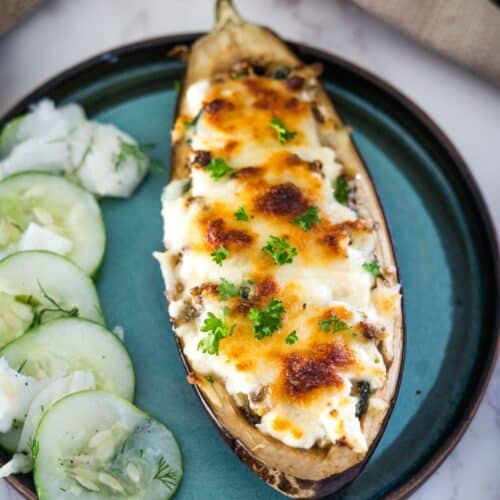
[157,1,404,497]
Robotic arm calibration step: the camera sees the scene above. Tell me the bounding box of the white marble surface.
[0,0,498,498]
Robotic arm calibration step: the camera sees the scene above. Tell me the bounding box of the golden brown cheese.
[158,72,395,452]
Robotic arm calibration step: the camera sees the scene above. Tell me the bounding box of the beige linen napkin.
[0,0,42,36]
[353,0,500,85]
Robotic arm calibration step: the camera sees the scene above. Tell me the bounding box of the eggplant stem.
[215,0,241,29]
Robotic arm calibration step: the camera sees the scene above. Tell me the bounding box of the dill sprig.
[32,281,79,326]
[153,456,178,490]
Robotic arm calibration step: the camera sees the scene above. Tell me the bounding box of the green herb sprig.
[205,157,235,180]
[285,330,298,345]
[116,139,163,174]
[234,206,249,221]
[293,206,320,231]
[211,246,229,266]
[269,117,297,144]
[248,299,285,340]
[262,236,297,265]
[153,456,178,490]
[31,282,79,327]
[334,176,350,205]
[362,260,381,277]
[217,278,254,301]
[319,314,349,334]
[198,307,235,355]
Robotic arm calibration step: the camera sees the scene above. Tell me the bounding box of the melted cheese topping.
[158,74,399,453]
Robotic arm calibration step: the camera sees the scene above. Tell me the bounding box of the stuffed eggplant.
[155,1,404,497]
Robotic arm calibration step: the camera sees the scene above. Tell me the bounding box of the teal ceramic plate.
[1,35,497,500]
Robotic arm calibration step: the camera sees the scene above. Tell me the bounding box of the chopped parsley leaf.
[248,299,285,340]
[269,117,297,144]
[205,376,215,384]
[319,314,349,334]
[205,157,235,180]
[262,236,297,265]
[217,278,255,301]
[285,330,298,345]
[362,260,381,277]
[211,246,229,266]
[217,278,240,300]
[374,357,380,364]
[234,206,249,221]
[293,206,320,231]
[197,307,235,355]
[334,176,350,205]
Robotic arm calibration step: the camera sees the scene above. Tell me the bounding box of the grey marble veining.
[0,1,498,499]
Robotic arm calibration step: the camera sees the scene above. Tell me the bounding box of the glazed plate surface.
[1,35,497,499]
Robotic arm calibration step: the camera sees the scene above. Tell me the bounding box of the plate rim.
[0,33,497,500]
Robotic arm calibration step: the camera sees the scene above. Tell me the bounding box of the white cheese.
[76,123,147,198]
[0,99,148,198]
[185,79,210,117]
[0,357,44,433]
[18,222,73,256]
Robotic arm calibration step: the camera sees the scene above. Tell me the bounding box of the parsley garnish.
[248,299,285,340]
[198,307,235,355]
[262,236,298,265]
[217,278,254,301]
[362,260,381,277]
[293,206,320,231]
[319,314,349,333]
[334,176,350,205]
[205,376,215,384]
[285,330,298,345]
[217,278,240,300]
[234,206,249,221]
[153,456,178,490]
[269,117,297,144]
[211,246,229,266]
[205,157,235,180]
[374,357,380,364]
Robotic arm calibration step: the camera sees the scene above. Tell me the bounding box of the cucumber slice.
[0,251,104,349]
[0,319,134,453]
[0,318,134,400]
[34,391,182,500]
[17,371,96,454]
[0,172,105,275]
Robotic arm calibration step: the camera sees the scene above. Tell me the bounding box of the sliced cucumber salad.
[0,98,182,498]
[0,318,135,456]
[0,318,135,400]
[0,251,104,349]
[0,172,105,275]
[34,391,182,500]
